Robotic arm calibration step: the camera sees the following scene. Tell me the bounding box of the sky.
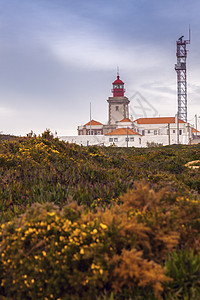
[0,0,200,136]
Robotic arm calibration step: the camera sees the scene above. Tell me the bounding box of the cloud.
[0,106,14,117]
[0,0,199,135]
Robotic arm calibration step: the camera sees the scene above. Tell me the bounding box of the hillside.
[0,132,200,299]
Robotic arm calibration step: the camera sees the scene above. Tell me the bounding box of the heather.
[0,131,200,299]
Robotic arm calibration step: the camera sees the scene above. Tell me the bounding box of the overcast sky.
[0,0,199,136]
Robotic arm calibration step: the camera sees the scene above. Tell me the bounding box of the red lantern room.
[112,75,125,97]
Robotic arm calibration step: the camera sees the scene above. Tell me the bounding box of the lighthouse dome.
[112,75,124,85]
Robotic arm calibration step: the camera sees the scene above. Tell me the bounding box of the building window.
[139,138,141,144]
[109,138,113,142]
[142,130,145,136]
[130,137,134,142]
[88,130,94,135]
[125,138,129,142]
[154,130,157,135]
[115,106,119,111]
[97,131,101,135]
[114,138,118,142]
[148,130,150,134]
[179,130,182,135]
[79,131,83,135]
[173,130,175,133]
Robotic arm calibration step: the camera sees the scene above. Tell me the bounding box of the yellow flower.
[92,229,97,234]
[80,248,84,255]
[42,251,46,257]
[99,269,103,275]
[100,223,107,230]
[47,212,55,216]
[31,279,35,283]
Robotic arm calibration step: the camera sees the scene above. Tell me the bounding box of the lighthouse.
[107,73,130,125]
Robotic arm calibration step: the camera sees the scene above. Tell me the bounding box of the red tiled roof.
[134,117,185,124]
[120,118,131,122]
[84,120,103,126]
[192,128,200,133]
[105,128,140,136]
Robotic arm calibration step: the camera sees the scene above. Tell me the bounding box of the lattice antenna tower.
[175,27,191,123]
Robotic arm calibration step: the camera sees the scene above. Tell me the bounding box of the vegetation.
[0,131,200,299]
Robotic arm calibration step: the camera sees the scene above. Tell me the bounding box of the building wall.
[104,135,142,147]
[107,97,130,125]
[109,103,125,124]
[59,135,142,147]
[78,125,103,136]
[136,123,192,146]
[60,135,105,146]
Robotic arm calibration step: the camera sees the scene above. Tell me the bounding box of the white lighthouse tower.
[107,73,130,125]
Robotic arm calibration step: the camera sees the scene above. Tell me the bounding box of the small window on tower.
[116,106,119,111]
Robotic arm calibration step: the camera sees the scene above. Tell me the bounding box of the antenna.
[90,102,92,135]
[189,24,191,43]
[117,66,119,77]
[175,28,191,123]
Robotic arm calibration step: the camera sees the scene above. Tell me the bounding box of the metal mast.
[175,29,190,123]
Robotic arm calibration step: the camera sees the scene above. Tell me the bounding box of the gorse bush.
[1,181,200,299]
[0,135,200,299]
[0,183,181,300]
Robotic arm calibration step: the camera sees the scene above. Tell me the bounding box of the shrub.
[164,249,200,299]
[0,183,175,299]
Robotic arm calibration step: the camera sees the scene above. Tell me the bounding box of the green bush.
[164,249,200,299]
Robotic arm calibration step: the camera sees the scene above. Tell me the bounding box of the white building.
[105,127,142,147]
[133,117,193,146]
[60,74,197,147]
[78,120,103,136]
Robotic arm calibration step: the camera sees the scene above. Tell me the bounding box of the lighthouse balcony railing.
[112,89,126,93]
